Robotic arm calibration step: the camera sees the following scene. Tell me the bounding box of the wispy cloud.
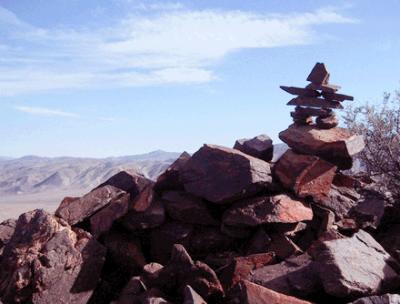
[15,106,81,118]
[0,5,356,95]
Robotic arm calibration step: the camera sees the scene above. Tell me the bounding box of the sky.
[0,0,399,158]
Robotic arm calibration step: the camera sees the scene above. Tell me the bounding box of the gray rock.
[313,230,400,298]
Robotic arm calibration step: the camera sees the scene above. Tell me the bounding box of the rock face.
[55,185,125,225]
[279,124,365,170]
[312,230,400,298]
[0,209,106,304]
[181,144,272,203]
[228,280,313,304]
[222,194,313,227]
[233,134,273,162]
[274,149,337,200]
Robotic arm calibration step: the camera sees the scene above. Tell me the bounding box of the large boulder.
[55,185,125,225]
[97,170,151,196]
[0,209,106,304]
[181,144,272,204]
[228,280,313,304]
[233,134,273,162]
[222,194,313,227]
[155,152,191,192]
[274,149,337,200]
[312,230,400,298]
[279,124,365,170]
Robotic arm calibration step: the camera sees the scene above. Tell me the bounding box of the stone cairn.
[2,64,400,304]
[281,62,353,129]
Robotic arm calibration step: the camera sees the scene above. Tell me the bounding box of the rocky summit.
[1,63,399,304]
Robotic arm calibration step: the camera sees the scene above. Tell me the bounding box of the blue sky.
[0,0,399,157]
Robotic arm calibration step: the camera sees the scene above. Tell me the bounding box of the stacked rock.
[281,62,353,129]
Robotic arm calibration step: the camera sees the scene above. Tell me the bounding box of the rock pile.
[1,63,400,304]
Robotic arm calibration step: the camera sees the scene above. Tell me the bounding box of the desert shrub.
[343,90,400,198]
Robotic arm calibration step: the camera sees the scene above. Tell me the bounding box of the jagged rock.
[220,252,275,290]
[349,294,400,304]
[314,184,360,219]
[287,96,343,109]
[183,285,207,304]
[55,185,125,225]
[155,152,191,192]
[316,113,339,129]
[233,134,273,162]
[306,82,341,93]
[153,244,224,301]
[103,229,146,275]
[222,194,313,227]
[228,280,313,304]
[0,219,16,249]
[246,228,271,254]
[181,144,272,204]
[279,124,365,170]
[248,254,322,298]
[90,192,130,236]
[162,191,218,225]
[97,170,151,197]
[150,222,193,264]
[274,149,337,200]
[117,276,146,304]
[0,209,106,304]
[119,185,165,232]
[307,62,330,85]
[312,230,400,298]
[267,232,303,260]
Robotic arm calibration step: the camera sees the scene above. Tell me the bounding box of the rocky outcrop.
[181,144,272,203]
[0,209,105,304]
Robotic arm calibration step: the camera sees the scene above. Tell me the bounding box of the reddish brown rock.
[162,191,218,225]
[97,170,151,197]
[0,209,105,304]
[90,192,130,236]
[307,62,330,85]
[0,219,16,249]
[142,263,164,287]
[183,285,207,304]
[55,185,125,225]
[220,252,275,290]
[222,194,313,227]
[316,113,338,129]
[274,149,337,200]
[233,134,273,162]
[154,244,224,301]
[287,96,343,109]
[280,86,320,97]
[267,232,303,260]
[279,124,365,170]
[181,144,272,204]
[155,152,191,192]
[119,185,165,232]
[228,280,313,304]
[322,91,354,101]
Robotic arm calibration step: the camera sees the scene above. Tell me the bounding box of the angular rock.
[246,228,271,255]
[312,230,400,298]
[322,91,354,102]
[117,276,146,304]
[350,189,386,229]
[155,152,191,192]
[181,144,272,204]
[292,106,332,117]
[142,263,164,287]
[183,285,207,304]
[307,62,330,85]
[280,86,320,97]
[90,192,130,236]
[103,229,146,275]
[316,113,339,129]
[119,185,165,232]
[55,185,125,225]
[287,97,343,109]
[154,244,224,301]
[220,252,275,290]
[228,280,313,304]
[279,124,365,170]
[162,191,218,225]
[274,149,337,200]
[0,209,106,304]
[233,134,273,162]
[268,232,303,259]
[220,223,252,239]
[306,82,341,93]
[223,194,313,227]
[97,170,151,197]
[0,219,16,249]
[248,254,322,298]
[350,294,400,304]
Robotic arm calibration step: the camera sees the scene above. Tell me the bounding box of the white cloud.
[15,106,81,118]
[0,5,356,95]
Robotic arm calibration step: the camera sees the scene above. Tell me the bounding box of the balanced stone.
[280,86,320,97]
[306,62,330,85]
[287,97,343,109]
